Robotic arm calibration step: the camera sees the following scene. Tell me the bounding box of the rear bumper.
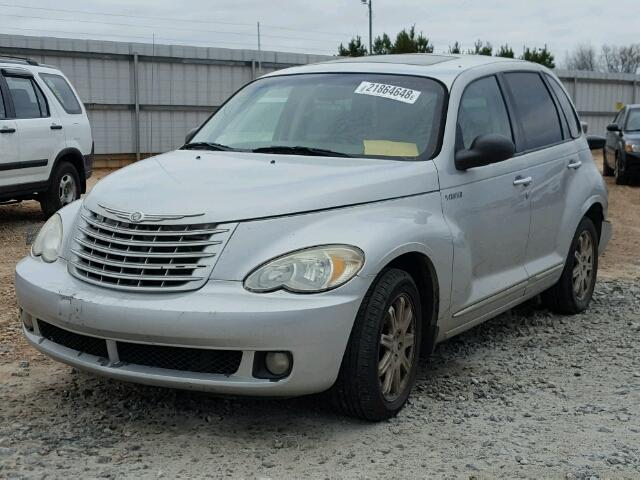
[15,256,368,396]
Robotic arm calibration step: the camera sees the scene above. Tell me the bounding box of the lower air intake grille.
[38,320,109,359]
[117,342,242,375]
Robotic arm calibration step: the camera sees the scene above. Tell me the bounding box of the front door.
[440,75,531,333]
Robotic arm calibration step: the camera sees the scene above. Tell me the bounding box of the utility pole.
[257,21,262,74]
[362,0,372,54]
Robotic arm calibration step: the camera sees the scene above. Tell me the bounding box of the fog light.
[20,310,34,332]
[265,352,291,376]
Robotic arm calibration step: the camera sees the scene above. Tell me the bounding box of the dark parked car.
[604,104,640,184]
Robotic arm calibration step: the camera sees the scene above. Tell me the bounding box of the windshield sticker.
[354,81,421,104]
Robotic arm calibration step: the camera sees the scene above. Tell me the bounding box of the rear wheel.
[614,153,629,185]
[602,149,614,176]
[542,217,598,314]
[330,269,422,421]
[40,161,80,218]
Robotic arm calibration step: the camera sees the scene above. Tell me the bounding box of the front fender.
[211,193,453,317]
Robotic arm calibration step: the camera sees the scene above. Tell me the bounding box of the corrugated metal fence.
[1,34,639,166]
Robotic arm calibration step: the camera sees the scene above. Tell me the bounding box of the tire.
[40,161,81,218]
[330,269,422,421]
[602,149,614,176]
[614,153,629,185]
[542,217,598,315]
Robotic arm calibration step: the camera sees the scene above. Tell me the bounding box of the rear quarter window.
[40,73,82,114]
[545,74,581,138]
[0,88,5,119]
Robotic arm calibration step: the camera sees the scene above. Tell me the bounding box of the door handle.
[513,176,533,186]
[0,127,16,134]
[50,124,63,130]
[567,160,582,170]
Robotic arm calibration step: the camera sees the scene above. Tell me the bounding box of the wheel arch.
[380,251,440,357]
[51,147,87,193]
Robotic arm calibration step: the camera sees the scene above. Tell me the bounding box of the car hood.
[84,150,440,223]
[624,131,640,142]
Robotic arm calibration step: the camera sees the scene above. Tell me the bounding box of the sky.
[0,0,638,66]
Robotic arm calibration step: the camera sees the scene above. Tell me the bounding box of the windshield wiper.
[252,145,352,157]
[182,141,235,151]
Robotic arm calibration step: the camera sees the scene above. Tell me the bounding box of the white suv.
[0,56,92,217]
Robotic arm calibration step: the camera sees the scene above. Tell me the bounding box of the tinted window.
[6,76,49,119]
[626,109,640,131]
[40,73,82,114]
[193,73,446,160]
[457,76,512,150]
[545,75,581,138]
[504,72,563,151]
[0,88,5,119]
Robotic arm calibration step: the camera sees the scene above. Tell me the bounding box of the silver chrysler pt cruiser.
[16,54,611,420]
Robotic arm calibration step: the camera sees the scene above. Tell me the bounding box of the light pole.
[361,0,372,54]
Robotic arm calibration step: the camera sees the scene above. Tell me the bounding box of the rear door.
[501,72,578,289]
[441,75,531,331]
[3,71,65,186]
[0,76,19,187]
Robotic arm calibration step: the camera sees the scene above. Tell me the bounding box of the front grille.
[38,320,109,358]
[117,341,242,375]
[69,207,233,292]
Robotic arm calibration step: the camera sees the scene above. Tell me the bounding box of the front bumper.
[15,256,369,396]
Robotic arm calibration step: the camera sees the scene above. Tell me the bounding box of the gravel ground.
[1,160,639,479]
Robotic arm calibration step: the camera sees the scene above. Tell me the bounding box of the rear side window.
[5,76,49,119]
[504,72,563,151]
[457,76,513,150]
[40,73,82,114]
[0,88,5,119]
[545,75,581,138]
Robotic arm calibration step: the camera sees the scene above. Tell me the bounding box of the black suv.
[604,105,640,184]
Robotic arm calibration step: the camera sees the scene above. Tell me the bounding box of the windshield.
[626,109,640,131]
[191,73,447,160]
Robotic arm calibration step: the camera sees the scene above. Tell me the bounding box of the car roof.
[262,53,533,87]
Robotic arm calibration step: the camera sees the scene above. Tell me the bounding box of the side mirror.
[185,127,198,144]
[581,121,588,134]
[586,135,606,150]
[455,134,515,171]
[606,123,620,132]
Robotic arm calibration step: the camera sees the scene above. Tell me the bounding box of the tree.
[468,39,493,56]
[495,44,514,58]
[373,33,393,55]
[448,41,462,54]
[601,44,640,73]
[337,36,367,57]
[391,26,433,54]
[565,44,598,71]
[521,45,555,69]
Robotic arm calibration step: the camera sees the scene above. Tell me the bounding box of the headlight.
[31,214,63,263]
[625,142,640,153]
[244,245,364,293]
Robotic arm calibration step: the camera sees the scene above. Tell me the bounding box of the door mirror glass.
[185,127,198,144]
[586,135,606,150]
[606,123,620,132]
[455,134,515,171]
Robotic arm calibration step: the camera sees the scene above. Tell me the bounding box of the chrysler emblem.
[129,211,144,223]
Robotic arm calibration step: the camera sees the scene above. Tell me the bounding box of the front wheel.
[40,161,81,218]
[602,149,614,176]
[330,269,422,421]
[542,217,598,314]
[614,153,629,185]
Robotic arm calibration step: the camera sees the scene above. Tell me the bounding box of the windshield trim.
[187,71,450,162]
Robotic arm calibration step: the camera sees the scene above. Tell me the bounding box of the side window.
[0,88,6,119]
[5,76,49,119]
[614,108,625,126]
[40,73,82,114]
[457,76,513,150]
[504,72,563,151]
[545,75,581,138]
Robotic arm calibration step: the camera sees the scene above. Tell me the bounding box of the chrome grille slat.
[69,207,233,292]
[76,225,223,248]
[80,213,227,236]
